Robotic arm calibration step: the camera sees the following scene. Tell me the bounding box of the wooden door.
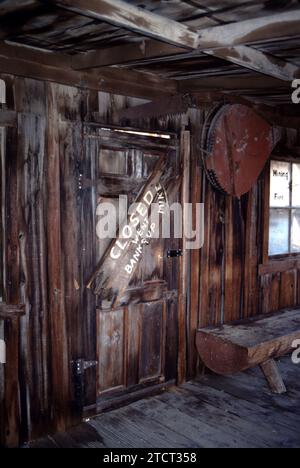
[83,126,180,409]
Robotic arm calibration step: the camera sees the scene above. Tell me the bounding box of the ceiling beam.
[179,75,291,93]
[73,40,300,83]
[53,1,300,50]
[0,0,37,15]
[116,93,300,129]
[72,40,188,70]
[53,0,198,48]
[62,0,300,81]
[197,10,300,50]
[0,42,177,99]
[203,46,300,82]
[0,42,72,68]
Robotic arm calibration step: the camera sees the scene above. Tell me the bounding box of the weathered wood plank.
[203,45,300,82]
[0,303,25,320]
[55,1,300,50]
[28,355,300,448]
[0,43,177,99]
[187,112,202,379]
[2,120,21,447]
[72,40,187,70]
[54,0,198,49]
[177,130,190,384]
[74,40,300,82]
[180,75,290,92]
[0,0,37,16]
[198,10,300,49]
[56,1,300,81]
[243,186,259,319]
[46,83,71,433]
[87,155,175,300]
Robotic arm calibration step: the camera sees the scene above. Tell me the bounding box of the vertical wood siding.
[0,79,299,446]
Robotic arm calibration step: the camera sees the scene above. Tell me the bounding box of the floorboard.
[29,357,300,449]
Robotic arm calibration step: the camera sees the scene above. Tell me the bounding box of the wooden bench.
[196,309,300,394]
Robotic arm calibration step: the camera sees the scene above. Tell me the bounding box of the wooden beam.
[53,0,198,48]
[63,1,300,81]
[0,0,37,15]
[73,40,300,82]
[0,303,25,320]
[72,40,188,70]
[0,42,72,69]
[198,10,300,49]
[177,130,190,384]
[0,43,177,99]
[117,92,300,129]
[251,103,300,130]
[180,75,290,93]
[203,46,300,82]
[54,1,300,50]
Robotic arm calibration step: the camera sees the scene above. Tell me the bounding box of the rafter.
[0,43,177,99]
[62,0,300,81]
[73,40,299,83]
[72,40,188,70]
[53,0,198,48]
[116,92,300,129]
[203,46,300,82]
[0,0,37,15]
[179,75,290,93]
[53,1,300,49]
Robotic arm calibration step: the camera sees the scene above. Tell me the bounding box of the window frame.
[0,126,5,303]
[265,156,300,262]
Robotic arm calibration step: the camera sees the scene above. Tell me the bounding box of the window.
[269,160,300,256]
[0,79,5,105]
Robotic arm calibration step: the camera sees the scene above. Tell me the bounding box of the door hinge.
[73,359,98,376]
[72,359,98,409]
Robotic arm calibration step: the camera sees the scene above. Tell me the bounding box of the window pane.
[292,163,300,208]
[269,209,290,255]
[270,161,291,207]
[99,148,127,175]
[291,209,300,253]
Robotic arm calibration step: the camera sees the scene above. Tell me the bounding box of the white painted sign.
[270,160,291,207]
[110,183,167,276]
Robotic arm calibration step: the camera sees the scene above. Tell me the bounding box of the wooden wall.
[188,127,300,377]
[0,76,100,447]
[0,76,299,447]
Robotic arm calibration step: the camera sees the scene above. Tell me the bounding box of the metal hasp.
[167,249,183,258]
[72,359,97,408]
[203,104,279,197]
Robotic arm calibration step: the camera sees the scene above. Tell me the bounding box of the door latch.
[167,249,183,258]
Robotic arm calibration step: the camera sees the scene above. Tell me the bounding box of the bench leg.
[260,359,287,394]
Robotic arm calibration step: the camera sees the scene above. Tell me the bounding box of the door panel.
[97,308,126,395]
[139,301,166,383]
[84,126,179,405]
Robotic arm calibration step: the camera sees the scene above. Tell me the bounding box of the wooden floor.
[29,357,300,448]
